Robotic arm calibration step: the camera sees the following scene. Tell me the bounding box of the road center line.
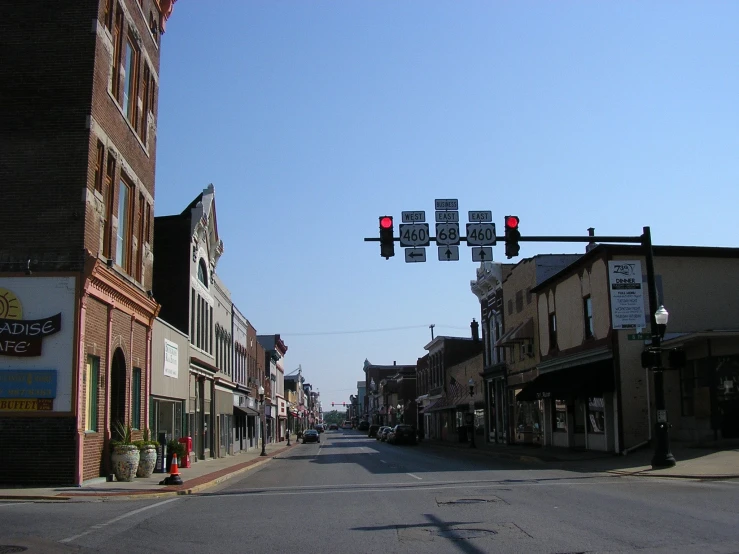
[60,498,178,543]
[379,460,387,464]
[407,473,422,480]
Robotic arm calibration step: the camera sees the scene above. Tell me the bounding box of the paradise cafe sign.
[0,313,62,357]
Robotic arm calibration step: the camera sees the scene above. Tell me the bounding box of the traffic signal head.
[504,215,520,259]
[379,215,395,259]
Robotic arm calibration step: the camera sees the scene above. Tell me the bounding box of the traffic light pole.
[366,224,675,467]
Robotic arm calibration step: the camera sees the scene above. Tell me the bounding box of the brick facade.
[0,0,173,485]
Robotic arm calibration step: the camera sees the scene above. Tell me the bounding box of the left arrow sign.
[404,248,427,263]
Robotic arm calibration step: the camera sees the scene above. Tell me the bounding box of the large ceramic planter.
[136,446,157,478]
[111,444,140,482]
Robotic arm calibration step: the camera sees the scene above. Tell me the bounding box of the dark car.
[315,424,325,433]
[303,429,320,443]
[328,423,338,430]
[368,424,380,438]
[358,421,370,431]
[387,424,416,445]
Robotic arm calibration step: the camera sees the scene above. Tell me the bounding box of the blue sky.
[154,1,738,405]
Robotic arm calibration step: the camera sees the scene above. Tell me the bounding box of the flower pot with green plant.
[110,421,140,482]
[135,429,159,478]
[166,439,186,471]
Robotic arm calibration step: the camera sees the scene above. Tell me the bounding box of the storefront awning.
[495,318,534,347]
[234,405,260,417]
[516,359,614,402]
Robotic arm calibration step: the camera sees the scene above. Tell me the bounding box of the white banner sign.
[163,339,178,378]
[608,260,646,329]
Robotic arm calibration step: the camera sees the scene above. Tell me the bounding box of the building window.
[141,65,150,144]
[190,288,196,341]
[103,155,116,258]
[198,259,208,286]
[111,8,124,100]
[85,356,99,432]
[508,299,513,315]
[122,36,139,125]
[548,312,557,351]
[587,397,605,434]
[132,367,142,429]
[209,306,214,355]
[115,179,131,270]
[584,296,594,339]
[515,290,524,313]
[553,399,567,432]
[104,0,115,30]
[94,141,105,193]
[144,201,151,244]
[136,192,144,281]
[680,364,696,417]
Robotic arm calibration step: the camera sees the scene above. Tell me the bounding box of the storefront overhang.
[495,318,534,347]
[233,405,259,417]
[661,330,739,347]
[516,357,614,402]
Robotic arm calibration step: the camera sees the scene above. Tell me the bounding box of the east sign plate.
[398,223,430,247]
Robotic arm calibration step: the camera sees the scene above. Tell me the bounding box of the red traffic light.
[379,216,393,229]
[504,215,519,230]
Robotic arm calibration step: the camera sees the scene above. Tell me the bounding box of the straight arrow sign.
[471,247,493,262]
[438,246,459,261]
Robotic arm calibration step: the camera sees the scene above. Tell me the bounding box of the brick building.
[0,0,176,485]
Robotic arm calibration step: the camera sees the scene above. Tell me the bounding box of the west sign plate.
[398,223,430,247]
[401,211,426,223]
[405,248,426,263]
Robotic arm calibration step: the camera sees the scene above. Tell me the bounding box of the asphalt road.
[1,429,738,553]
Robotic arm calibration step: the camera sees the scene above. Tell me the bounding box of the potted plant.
[110,421,140,482]
[166,439,186,471]
[135,428,159,478]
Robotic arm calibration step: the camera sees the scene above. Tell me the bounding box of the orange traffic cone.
[165,453,183,485]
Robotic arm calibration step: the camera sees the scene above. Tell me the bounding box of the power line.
[281,324,469,337]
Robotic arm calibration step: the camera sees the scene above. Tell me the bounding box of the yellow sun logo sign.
[0,288,23,320]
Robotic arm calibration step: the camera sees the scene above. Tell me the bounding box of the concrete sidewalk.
[421,438,739,480]
[0,440,298,501]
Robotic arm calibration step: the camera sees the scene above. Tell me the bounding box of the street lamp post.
[258,385,267,457]
[468,378,476,449]
[650,305,676,468]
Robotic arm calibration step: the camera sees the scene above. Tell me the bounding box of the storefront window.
[587,397,605,434]
[553,399,567,432]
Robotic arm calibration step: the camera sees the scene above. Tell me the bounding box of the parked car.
[315,424,325,433]
[387,424,416,445]
[378,426,392,441]
[342,421,352,429]
[303,429,320,443]
[358,421,370,431]
[328,423,338,430]
[368,424,380,438]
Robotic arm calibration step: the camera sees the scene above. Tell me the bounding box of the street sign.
[435,211,459,223]
[435,199,458,211]
[401,211,426,223]
[627,333,651,341]
[438,246,459,261]
[398,223,430,247]
[466,223,496,246]
[435,223,460,246]
[471,247,493,262]
[468,210,492,222]
[404,248,426,263]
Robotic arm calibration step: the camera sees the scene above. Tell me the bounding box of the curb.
[606,469,739,480]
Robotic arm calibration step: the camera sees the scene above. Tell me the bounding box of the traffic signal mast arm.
[365,233,644,244]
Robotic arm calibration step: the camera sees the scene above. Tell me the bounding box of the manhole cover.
[434,528,497,540]
[436,495,506,506]
[0,547,28,554]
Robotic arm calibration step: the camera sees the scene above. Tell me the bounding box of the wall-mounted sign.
[163,339,178,378]
[0,287,62,357]
[0,398,53,411]
[0,369,57,399]
[608,260,646,330]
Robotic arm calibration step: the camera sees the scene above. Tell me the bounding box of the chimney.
[471,318,480,342]
[586,227,596,253]
[393,361,396,366]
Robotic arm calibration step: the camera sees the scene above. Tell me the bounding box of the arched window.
[198,259,208,286]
